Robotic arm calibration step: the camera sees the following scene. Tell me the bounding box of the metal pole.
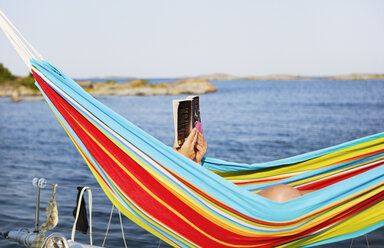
[32,177,46,233]
[34,186,41,233]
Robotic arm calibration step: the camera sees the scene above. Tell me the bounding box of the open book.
[173,96,202,148]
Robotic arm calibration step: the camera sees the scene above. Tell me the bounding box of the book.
[173,95,202,148]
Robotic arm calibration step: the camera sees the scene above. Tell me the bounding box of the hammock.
[2,11,384,248]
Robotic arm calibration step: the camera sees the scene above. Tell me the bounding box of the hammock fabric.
[1,11,384,247]
[29,60,384,248]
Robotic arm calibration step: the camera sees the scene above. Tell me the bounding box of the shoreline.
[192,73,384,81]
[1,73,384,103]
[0,78,217,102]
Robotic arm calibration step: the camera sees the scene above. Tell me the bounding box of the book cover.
[173,96,202,148]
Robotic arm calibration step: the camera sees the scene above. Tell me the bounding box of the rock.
[166,79,217,95]
[77,80,93,89]
[324,74,384,80]
[11,88,20,103]
[0,85,15,97]
[19,86,42,96]
[87,79,216,96]
[116,87,168,96]
[245,75,311,80]
[193,74,240,81]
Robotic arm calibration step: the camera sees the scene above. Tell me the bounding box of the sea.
[1,79,384,248]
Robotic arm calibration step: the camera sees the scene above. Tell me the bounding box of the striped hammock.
[31,60,384,248]
[2,10,384,248]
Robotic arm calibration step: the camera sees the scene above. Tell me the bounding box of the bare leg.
[258,184,308,203]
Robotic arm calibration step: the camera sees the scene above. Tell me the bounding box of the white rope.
[119,210,128,248]
[349,239,354,248]
[350,236,371,248]
[0,10,43,59]
[102,204,115,247]
[365,234,370,248]
[0,20,32,68]
[89,188,93,246]
[0,11,34,59]
[0,10,43,69]
[69,187,93,246]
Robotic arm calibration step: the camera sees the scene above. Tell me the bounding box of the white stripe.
[230,171,307,183]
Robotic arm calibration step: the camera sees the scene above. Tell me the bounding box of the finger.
[197,132,206,143]
[195,143,203,151]
[185,129,197,145]
[196,146,206,154]
[197,133,207,148]
[196,141,207,152]
[202,141,207,150]
[195,140,206,150]
[192,130,198,146]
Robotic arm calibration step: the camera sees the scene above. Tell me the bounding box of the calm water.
[1,80,384,247]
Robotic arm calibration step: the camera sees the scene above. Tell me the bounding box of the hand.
[173,129,207,164]
[174,129,198,162]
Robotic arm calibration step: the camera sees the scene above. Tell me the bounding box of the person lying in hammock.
[174,128,311,203]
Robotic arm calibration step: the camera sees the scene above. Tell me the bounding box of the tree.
[0,63,15,82]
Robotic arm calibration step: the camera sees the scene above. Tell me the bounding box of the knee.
[258,184,302,203]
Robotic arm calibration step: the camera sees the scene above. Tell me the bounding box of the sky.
[0,0,383,78]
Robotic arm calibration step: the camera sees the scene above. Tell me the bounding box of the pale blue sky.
[1,0,383,78]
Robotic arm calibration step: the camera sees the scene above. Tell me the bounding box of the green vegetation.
[0,63,37,90]
[0,63,15,83]
[129,79,167,89]
[130,79,149,88]
[149,83,167,88]
[19,73,36,89]
[106,80,117,84]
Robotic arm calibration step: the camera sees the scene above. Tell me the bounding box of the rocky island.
[1,61,383,102]
[80,79,217,97]
[323,74,384,80]
[0,63,217,102]
[191,73,384,81]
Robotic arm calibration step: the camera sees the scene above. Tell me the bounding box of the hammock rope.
[0,10,42,69]
[2,10,384,248]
